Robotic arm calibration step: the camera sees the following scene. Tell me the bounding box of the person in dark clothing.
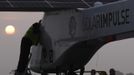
[80,67,85,75]
[98,71,107,75]
[15,21,41,75]
[109,68,116,75]
[91,69,96,75]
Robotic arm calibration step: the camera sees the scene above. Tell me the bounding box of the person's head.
[32,21,41,34]
[110,68,115,75]
[91,69,96,75]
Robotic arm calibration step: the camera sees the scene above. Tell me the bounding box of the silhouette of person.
[91,69,96,75]
[80,67,85,75]
[98,71,107,75]
[68,70,77,75]
[15,21,41,75]
[109,68,116,75]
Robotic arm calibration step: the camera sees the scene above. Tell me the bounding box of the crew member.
[15,21,41,75]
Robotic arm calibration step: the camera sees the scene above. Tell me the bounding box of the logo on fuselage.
[69,16,77,38]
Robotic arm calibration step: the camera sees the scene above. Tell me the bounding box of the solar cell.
[0,0,118,11]
[0,1,10,7]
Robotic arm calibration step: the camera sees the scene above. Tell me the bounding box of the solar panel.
[0,0,118,11]
[0,1,10,7]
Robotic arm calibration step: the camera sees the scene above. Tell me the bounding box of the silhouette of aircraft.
[1,0,133,75]
[29,0,134,75]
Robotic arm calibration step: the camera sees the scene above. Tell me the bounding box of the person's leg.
[16,37,33,73]
[80,67,85,75]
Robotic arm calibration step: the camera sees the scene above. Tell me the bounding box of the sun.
[5,25,15,35]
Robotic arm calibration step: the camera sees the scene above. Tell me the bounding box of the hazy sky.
[0,12,44,75]
[0,12,134,75]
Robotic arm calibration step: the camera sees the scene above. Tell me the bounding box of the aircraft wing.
[0,0,118,11]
